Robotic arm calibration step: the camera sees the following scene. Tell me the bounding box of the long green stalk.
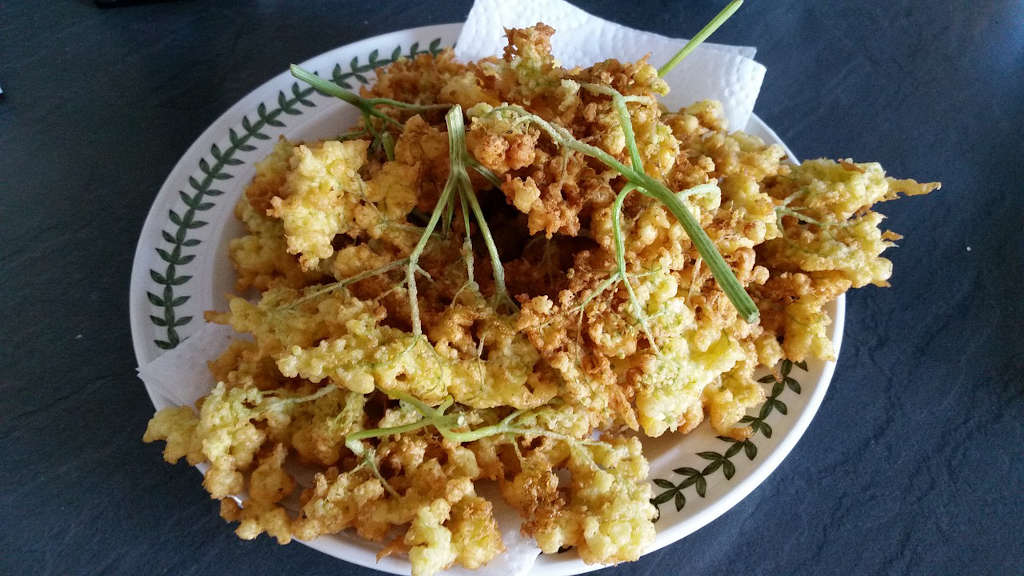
[611,184,659,352]
[406,176,454,336]
[290,64,447,123]
[445,106,514,310]
[658,0,744,77]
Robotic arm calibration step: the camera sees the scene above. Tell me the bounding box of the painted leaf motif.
[652,491,675,505]
[724,440,743,458]
[723,460,736,479]
[702,460,722,475]
[744,441,757,460]
[653,478,676,489]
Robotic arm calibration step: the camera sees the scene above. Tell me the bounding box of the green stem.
[291,64,448,125]
[442,423,591,445]
[458,189,476,284]
[406,175,455,336]
[337,129,369,141]
[582,83,644,171]
[288,258,408,308]
[291,65,403,128]
[345,418,434,448]
[343,391,609,474]
[362,448,400,498]
[641,177,758,322]
[380,130,396,161]
[657,0,744,77]
[467,158,503,188]
[263,385,338,412]
[612,184,659,353]
[445,106,514,311]
[461,185,513,310]
[363,96,450,112]
[390,389,446,418]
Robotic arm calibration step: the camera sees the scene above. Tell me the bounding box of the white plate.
[129,22,844,576]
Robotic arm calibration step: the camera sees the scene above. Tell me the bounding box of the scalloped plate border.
[129,22,845,576]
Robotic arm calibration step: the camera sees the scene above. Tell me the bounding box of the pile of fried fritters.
[144,25,937,576]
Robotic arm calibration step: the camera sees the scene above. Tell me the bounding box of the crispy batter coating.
[231,185,323,292]
[269,139,370,269]
[143,405,201,464]
[144,23,938,576]
[509,435,656,564]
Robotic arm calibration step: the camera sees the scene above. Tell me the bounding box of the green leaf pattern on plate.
[650,359,809,519]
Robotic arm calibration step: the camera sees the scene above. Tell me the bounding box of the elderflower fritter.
[276,317,448,399]
[761,159,939,288]
[448,495,505,569]
[220,498,293,545]
[277,302,549,409]
[405,499,458,576]
[142,405,201,464]
[636,331,745,437]
[289,389,366,466]
[528,436,656,564]
[194,382,268,498]
[270,140,370,270]
[292,466,383,540]
[230,195,324,292]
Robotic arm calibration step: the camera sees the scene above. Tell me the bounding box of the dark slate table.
[2,1,1021,574]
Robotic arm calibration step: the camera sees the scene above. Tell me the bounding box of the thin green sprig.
[457,191,476,285]
[291,64,449,158]
[380,131,396,161]
[262,384,338,410]
[405,169,454,336]
[290,64,448,120]
[343,392,606,465]
[582,83,644,171]
[657,0,744,77]
[337,128,369,141]
[443,106,515,312]
[287,258,409,308]
[612,184,659,353]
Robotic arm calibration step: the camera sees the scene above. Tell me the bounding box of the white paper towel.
[455,0,766,130]
[138,322,237,409]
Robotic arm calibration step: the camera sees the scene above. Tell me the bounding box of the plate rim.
[129,21,845,576]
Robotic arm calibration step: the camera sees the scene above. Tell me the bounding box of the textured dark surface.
[1,1,1021,574]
